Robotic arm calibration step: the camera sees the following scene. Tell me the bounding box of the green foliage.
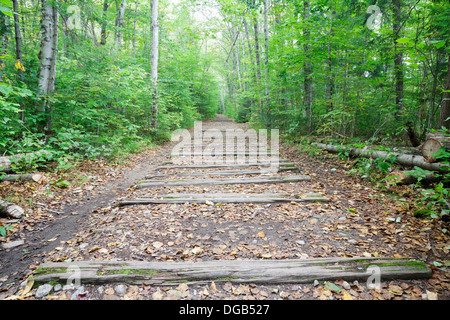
[0,0,220,171]
[414,183,449,219]
[0,224,14,237]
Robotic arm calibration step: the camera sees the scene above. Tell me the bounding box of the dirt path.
[1,115,448,300]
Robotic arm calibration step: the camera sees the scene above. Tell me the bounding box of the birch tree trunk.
[437,55,450,130]
[132,0,139,55]
[150,0,159,129]
[392,0,404,118]
[253,18,262,84]
[242,18,256,85]
[234,28,242,91]
[37,0,59,135]
[114,0,127,52]
[100,0,109,46]
[303,0,313,131]
[12,0,24,121]
[326,10,335,113]
[263,0,270,122]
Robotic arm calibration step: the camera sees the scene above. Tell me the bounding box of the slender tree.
[100,0,110,45]
[12,0,23,80]
[37,0,60,135]
[114,0,127,51]
[437,56,450,130]
[150,0,159,129]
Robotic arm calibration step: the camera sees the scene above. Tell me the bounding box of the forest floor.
[0,116,449,301]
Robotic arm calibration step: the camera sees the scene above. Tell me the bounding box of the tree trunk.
[150,0,159,129]
[303,0,313,130]
[12,0,23,80]
[263,0,270,121]
[392,0,404,118]
[253,18,261,84]
[242,18,256,85]
[405,121,420,147]
[100,0,109,45]
[37,0,59,135]
[326,10,335,112]
[114,0,127,52]
[132,0,139,55]
[90,20,98,46]
[437,55,450,130]
[234,28,242,91]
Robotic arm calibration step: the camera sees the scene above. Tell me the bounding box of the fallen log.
[119,192,329,205]
[421,132,450,163]
[0,173,45,184]
[31,257,431,285]
[135,175,311,188]
[0,150,51,172]
[0,200,24,219]
[312,143,449,172]
[385,170,440,186]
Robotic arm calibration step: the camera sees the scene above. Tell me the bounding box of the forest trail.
[1,115,448,300]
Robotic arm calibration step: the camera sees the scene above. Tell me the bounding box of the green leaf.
[396,37,411,44]
[324,281,341,293]
[432,261,443,267]
[0,5,13,17]
[435,40,446,49]
[0,83,11,95]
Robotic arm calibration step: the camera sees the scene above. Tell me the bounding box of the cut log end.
[0,173,45,184]
[421,139,443,163]
[0,200,24,219]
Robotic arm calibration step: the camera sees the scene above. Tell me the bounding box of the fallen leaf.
[191,247,204,255]
[257,231,265,238]
[21,280,34,297]
[342,290,353,300]
[88,246,101,253]
[324,281,341,293]
[426,290,438,300]
[153,241,164,249]
[152,290,164,300]
[201,287,209,297]
[210,281,217,293]
[105,288,114,295]
[388,284,403,296]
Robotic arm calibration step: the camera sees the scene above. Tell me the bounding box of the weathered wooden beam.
[145,167,299,179]
[155,162,295,171]
[135,175,311,188]
[171,152,281,157]
[119,192,328,205]
[31,257,432,285]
